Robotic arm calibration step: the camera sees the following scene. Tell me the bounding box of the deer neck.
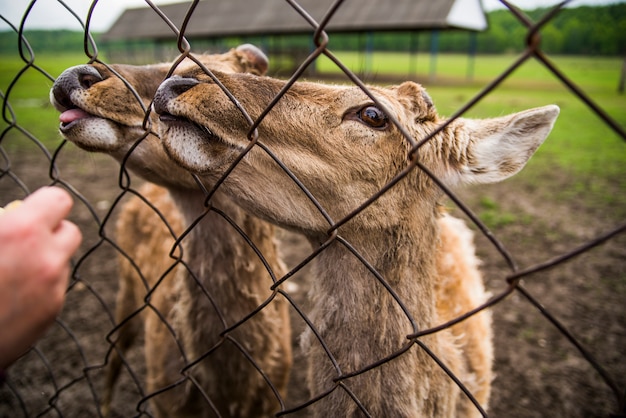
[302,210,456,417]
[307,210,440,354]
[168,187,265,297]
[167,189,269,351]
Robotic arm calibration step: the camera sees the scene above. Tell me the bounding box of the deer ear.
[235,44,269,76]
[450,105,559,185]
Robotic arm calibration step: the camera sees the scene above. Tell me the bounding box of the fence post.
[466,31,477,83]
[409,31,419,78]
[618,56,625,94]
[429,29,439,82]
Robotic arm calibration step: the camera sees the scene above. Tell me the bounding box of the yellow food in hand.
[0,200,23,215]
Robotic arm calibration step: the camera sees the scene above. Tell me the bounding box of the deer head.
[50,45,268,188]
[153,71,559,236]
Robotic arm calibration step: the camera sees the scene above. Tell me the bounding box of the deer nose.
[51,65,103,110]
[153,76,200,115]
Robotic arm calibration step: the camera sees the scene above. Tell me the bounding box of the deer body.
[51,47,291,417]
[154,71,559,416]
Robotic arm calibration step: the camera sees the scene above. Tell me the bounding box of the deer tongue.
[60,108,91,124]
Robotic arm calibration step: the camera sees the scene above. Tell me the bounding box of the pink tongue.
[60,108,91,124]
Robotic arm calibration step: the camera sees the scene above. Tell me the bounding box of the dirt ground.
[0,144,624,417]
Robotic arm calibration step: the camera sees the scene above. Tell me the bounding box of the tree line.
[327,4,626,56]
[1,3,625,56]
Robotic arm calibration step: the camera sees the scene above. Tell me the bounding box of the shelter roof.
[102,0,487,42]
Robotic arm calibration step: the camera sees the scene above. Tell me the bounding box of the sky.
[0,0,623,32]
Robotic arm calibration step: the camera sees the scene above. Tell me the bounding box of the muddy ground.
[0,144,624,417]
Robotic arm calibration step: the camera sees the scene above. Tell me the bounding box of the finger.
[53,220,83,257]
[52,263,71,305]
[22,187,74,229]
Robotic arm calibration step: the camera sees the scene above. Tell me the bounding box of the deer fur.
[153,70,559,417]
[51,46,291,418]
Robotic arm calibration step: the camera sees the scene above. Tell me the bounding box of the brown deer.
[153,70,559,417]
[51,46,292,418]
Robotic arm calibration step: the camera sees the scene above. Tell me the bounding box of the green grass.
[1,53,89,146]
[476,197,521,229]
[2,51,625,215]
[316,52,626,216]
[316,51,623,89]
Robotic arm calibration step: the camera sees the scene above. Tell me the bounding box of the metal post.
[429,30,439,82]
[409,31,419,78]
[617,57,626,94]
[365,31,374,76]
[467,31,477,82]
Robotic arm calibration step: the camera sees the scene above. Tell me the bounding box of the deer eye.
[357,106,388,129]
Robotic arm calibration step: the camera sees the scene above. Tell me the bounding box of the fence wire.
[1,0,625,417]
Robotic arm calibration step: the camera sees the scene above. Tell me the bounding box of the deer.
[51,45,292,417]
[152,69,559,417]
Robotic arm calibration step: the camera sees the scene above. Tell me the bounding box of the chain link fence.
[1,0,625,417]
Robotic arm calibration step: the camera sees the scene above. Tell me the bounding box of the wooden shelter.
[102,0,487,78]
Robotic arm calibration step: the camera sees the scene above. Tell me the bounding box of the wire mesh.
[1,0,625,417]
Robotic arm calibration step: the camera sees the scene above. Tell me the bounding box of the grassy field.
[317,53,625,173]
[2,51,625,213]
[1,53,88,145]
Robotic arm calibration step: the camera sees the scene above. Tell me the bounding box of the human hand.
[0,187,82,369]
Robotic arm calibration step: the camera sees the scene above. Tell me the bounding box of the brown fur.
[51,46,292,417]
[154,71,559,417]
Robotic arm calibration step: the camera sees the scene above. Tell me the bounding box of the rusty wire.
[0,0,625,417]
